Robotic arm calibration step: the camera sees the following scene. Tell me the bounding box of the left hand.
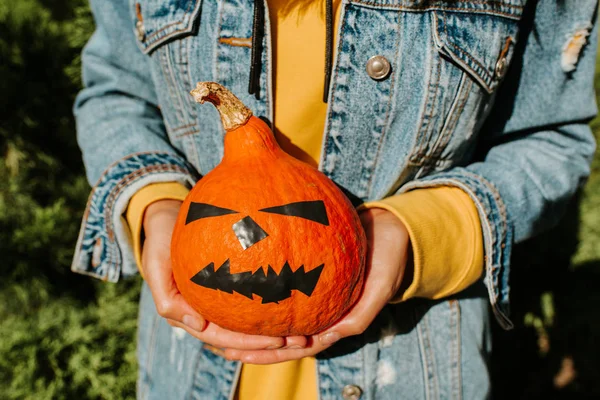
[224,207,411,364]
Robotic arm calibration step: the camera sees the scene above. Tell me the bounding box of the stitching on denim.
[214,0,225,84]
[415,309,431,400]
[449,299,462,399]
[433,11,493,92]
[102,165,170,240]
[144,0,195,42]
[158,47,185,124]
[165,43,187,122]
[419,308,440,399]
[442,8,492,81]
[349,1,522,19]
[434,74,469,158]
[411,14,439,163]
[398,176,511,328]
[365,10,402,197]
[322,4,350,175]
[447,42,493,84]
[450,171,503,240]
[432,173,508,303]
[483,176,508,239]
[143,25,194,54]
[425,310,440,398]
[72,153,198,280]
[350,0,523,10]
[442,78,473,155]
[460,169,508,235]
[142,0,202,55]
[172,122,197,132]
[145,20,183,42]
[422,12,443,155]
[416,10,441,158]
[180,37,197,123]
[181,37,202,173]
[103,164,190,242]
[440,8,494,91]
[175,129,201,138]
[428,74,473,161]
[419,52,442,158]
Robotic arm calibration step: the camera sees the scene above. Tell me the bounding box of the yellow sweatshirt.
[125,1,484,399]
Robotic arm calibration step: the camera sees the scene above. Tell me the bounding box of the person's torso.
[130,0,524,203]
[130,1,525,398]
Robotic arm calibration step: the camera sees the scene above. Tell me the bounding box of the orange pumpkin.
[171,82,366,336]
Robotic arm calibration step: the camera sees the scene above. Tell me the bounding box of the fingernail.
[266,344,282,350]
[287,345,303,349]
[182,315,204,331]
[319,332,340,345]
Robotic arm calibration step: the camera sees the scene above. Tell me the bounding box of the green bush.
[0,1,139,398]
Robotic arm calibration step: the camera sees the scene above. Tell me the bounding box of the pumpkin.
[170,82,366,336]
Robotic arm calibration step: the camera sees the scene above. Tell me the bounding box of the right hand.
[141,199,307,352]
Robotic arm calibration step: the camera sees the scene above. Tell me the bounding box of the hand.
[224,207,411,364]
[141,199,307,351]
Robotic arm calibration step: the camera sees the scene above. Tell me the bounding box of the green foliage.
[0,0,599,398]
[0,1,139,398]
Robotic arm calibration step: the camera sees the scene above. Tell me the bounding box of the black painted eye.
[186,202,238,225]
[259,201,329,226]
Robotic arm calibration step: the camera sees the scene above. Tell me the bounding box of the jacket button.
[366,55,391,80]
[495,56,508,79]
[341,384,363,400]
[136,20,146,42]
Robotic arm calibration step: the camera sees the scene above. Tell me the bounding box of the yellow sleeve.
[363,186,484,302]
[125,182,190,276]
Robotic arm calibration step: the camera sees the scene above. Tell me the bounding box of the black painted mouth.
[190,260,324,304]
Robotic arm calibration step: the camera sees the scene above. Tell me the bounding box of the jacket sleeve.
[399,0,598,328]
[71,0,199,282]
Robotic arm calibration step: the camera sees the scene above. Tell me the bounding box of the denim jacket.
[72,0,598,398]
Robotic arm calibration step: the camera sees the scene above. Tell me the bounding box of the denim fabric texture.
[72,0,598,398]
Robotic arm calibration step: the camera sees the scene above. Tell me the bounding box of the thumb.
[143,241,206,332]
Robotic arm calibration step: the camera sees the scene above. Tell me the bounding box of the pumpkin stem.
[190,82,253,131]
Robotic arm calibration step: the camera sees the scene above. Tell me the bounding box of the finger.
[166,319,286,351]
[225,345,323,364]
[319,210,409,343]
[282,336,308,349]
[144,254,206,331]
[225,332,331,363]
[222,284,391,364]
[201,322,287,350]
[315,268,392,345]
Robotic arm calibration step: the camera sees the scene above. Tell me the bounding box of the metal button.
[366,55,391,80]
[136,20,146,42]
[342,384,363,400]
[495,56,508,79]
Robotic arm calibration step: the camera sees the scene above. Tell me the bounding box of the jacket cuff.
[71,152,200,282]
[399,168,514,329]
[125,182,190,277]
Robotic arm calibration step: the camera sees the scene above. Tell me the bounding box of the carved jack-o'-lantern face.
[170,82,366,336]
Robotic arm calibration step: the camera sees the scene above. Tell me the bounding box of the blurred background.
[1,1,599,399]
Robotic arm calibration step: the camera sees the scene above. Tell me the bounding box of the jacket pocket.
[433,7,522,93]
[410,3,524,171]
[132,0,202,55]
[130,0,204,159]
